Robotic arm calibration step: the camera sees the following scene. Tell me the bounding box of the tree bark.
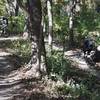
[68,0,74,48]
[27,0,43,77]
[40,8,48,75]
[6,0,19,16]
[15,3,19,16]
[69,15,74,48]
[47,0,53,53]
[40,25,47,75]
[17,0,47,78]
[68,0,80,49]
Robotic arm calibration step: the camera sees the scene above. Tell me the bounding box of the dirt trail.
[64,49,100,79]
[0,49,26,100]
[0,37,100,100]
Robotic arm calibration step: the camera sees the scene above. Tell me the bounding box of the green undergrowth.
[46,50,100,100]
[3,40,100,100]
[3,39,31,64]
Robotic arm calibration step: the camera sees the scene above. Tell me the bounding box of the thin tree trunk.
[15,4,19,16]
[68,0,74,48]
[69,15,74,48]
[14,0,19,16]
[40,11,47,75]
[47,0,53,53]
[40,26,47,75]
[68,0,80,48]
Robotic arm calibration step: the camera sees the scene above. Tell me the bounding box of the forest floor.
[0,36,31,100]
[64,49,100,76]
[0,37,62,100]
[0,37,100,100]
[0,48,66,100]
[0,48,24,100]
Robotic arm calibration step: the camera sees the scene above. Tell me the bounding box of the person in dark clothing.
[0,16,9,37]
[2,17,8,33]
[83,37,94,56]
[0,16,8,34]
[96,5,100,13]
[92,46,100,62]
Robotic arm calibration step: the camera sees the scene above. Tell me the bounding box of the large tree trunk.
[17,0,47,78]
[47,0,53,53]
[27,0,44,78]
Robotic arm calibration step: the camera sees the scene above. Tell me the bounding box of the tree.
[67,0,80,48]
[17,0,47,78]
[47,0,53,53]
[68,0,74,48]
[14,0,19,16]
[6,0,19,16]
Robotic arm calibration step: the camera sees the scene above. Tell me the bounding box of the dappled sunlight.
[0,0,100,99]
[0,49,26,99]
[65,49,90,70]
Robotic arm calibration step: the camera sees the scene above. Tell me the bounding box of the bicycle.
[0,23,9,37]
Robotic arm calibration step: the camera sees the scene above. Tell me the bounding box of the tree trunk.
[69,15,74,48]
[68,0,79,49]
[68,0,74,48]
[27,0,44,78]
[15,3,19,16]
[22,0,46,77]
[40,8,48,75]
[47,0,53,53]
[17,0,47,78]
[40,26,47,75]
[13,0,19,16]
[6,0,19,16]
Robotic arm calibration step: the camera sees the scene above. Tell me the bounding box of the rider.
[1,16,8,34]
[83,36,95,56]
